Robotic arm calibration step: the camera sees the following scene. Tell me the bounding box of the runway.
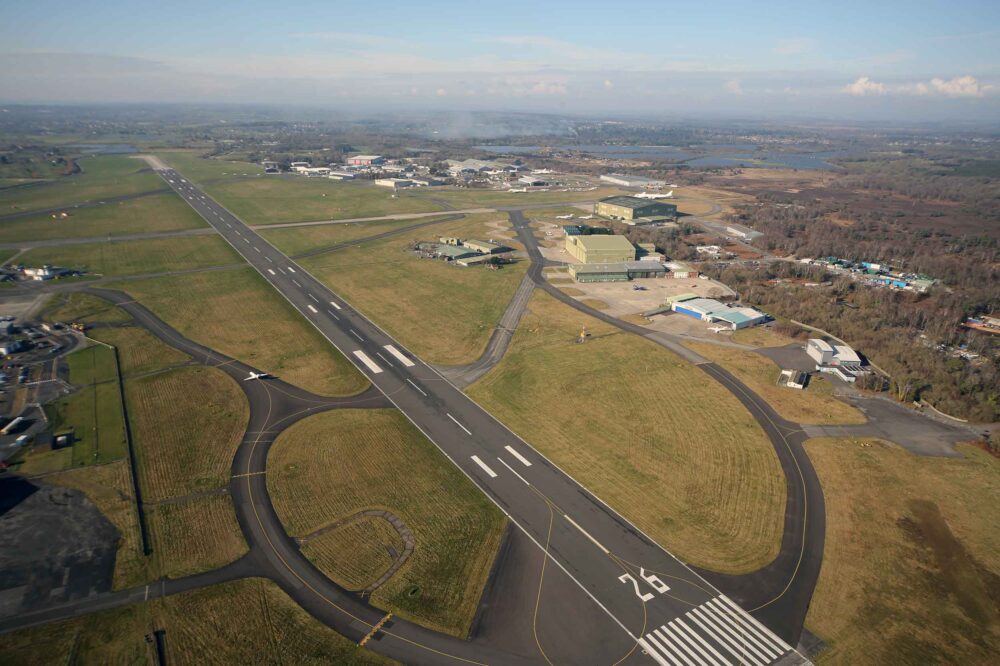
[151,167,812,665]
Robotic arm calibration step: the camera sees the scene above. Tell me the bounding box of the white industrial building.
[726,224,763,241]
[374,178,414,189]
[670,297,767,330]
[600,174,667,188]
[665,262,698,279]
[347,155,385,166]
[806,339,867,382]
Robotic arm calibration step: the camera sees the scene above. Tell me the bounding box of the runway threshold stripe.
[352,350,382,374]
[718,595,792,652]
[706,599,776,660]
[674,619,729,666]
[470,455,497,478]
[638,637,675,666]
[383,345,414,367]
[306,304,318,314]
[563,514,610,555]
[504,445,531,466]
[447,413,472,435]
[656,626,700,666]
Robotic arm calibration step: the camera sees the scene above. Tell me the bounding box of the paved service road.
[158,168,812,666]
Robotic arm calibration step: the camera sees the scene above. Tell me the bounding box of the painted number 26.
[619,568,670,602]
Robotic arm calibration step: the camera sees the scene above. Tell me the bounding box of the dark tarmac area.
[0,477,118,618]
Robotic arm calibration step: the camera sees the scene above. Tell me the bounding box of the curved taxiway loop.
[509,209,826,643]
[74,166,815,666]
[0,287,541,664]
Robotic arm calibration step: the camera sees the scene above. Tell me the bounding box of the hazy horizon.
[2,0,998,122]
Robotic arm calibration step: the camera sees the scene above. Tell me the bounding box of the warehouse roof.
[598,196,662,209]
[712,308,765,326]
[666,293,698,304]
[808,338,834,352]
[624,261,666,272]
[433,244,480,258]
[570,234,636,251]
[675,298,726,315]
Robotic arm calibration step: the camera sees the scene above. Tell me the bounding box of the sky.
[1,0,999,122]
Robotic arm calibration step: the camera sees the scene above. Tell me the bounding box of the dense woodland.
[717,155,1000,422]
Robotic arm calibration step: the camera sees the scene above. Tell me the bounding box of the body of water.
[69,144,138,155]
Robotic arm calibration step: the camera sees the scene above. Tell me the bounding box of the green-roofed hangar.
[595,196,678,221]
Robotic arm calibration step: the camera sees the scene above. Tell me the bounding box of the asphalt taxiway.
[148,168,812,665]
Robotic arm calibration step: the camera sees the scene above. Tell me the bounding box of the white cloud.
[725,79,743,95]
[530,80,567,95]
[928,75,992,97]
[842,76,886,96]
[772,38,817,56]
[603,79,614,89]
[895,75,993,97]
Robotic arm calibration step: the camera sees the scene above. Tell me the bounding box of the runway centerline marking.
[383,344,414,367]
[497,457,530,486]
[375,351,392,366]
[352,350,382,374]
[326,309,340,320]
[291,279,301,287]
[405,378,427,396]
[504,445,532,467]
[470,455,497,478]
[349,329,364,342]
[307,293,318,302]
[447,413,472,435]
[563,513,610,555]
[265,256,273,262]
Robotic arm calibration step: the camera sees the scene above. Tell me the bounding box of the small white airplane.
[708,326,730,334]
[244,371,271,381]
[508,187,528,193]
[635,190,674,199]
[556,213,575,219]
[578,214,594,220]
[532,169,554,174]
